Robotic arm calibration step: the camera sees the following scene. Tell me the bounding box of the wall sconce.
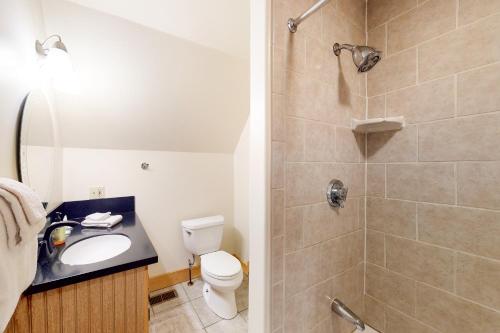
[36,35,79,93]
[35,34,68,56]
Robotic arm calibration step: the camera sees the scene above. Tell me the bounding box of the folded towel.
[85,212,111,221]
[0,179,45,248]
[81,214,122,228]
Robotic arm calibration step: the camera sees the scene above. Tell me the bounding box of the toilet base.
[203,282,237,319]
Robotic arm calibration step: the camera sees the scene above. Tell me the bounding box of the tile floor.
[149,275,248,333]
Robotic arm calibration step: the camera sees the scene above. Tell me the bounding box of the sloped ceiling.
[41,0,249,153]
[61,0,250,59]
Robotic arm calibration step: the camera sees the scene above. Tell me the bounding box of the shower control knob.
[326,179,348,208]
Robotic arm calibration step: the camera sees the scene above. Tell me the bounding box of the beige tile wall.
[271,0,367,332]
[365,0,500,332]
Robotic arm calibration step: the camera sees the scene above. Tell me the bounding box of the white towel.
[85,212,111,221]
[81,214,123,228]
[0,178,44,331]
[0,179,45,248]
[0,230,38,331]
[0,197,21,248]
[0,178,46,226]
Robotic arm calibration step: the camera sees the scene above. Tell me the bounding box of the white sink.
[61,234,131,266]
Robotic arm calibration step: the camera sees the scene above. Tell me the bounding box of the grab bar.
[327,296,365,331]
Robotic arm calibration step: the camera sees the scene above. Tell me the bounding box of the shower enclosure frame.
[249,0,272,332]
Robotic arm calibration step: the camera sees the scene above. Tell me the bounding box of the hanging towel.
[0,178,45,332]
[0,196,21,248]
[0,178,46,226]
[0,178,46,248]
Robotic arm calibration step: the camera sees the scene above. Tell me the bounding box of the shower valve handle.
[326,179,348,208]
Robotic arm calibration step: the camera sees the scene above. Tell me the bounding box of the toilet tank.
[181,215,224,255]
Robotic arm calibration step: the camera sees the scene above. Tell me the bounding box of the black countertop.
[25,197,158,295]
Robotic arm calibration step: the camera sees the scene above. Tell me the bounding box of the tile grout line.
[419,280,500,315]
[365,160,500,165]
[383,232,387,268]
[416,40,419,85]
[453,251,458,294]
[367,58,500,99]
[415,196,419,241]
[381,9,499,59]
[189,299,205,329]
[381,232,500,266]
[368,3,420,32]
[280,84,287,331]
[382,302,444,333]
[454,162,458,206]
[366,194,500,214]
[454,74,458,117]
[367,261,500,316]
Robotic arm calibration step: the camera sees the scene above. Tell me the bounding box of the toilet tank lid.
[181,215,224,230]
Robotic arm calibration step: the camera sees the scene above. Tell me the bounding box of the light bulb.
[41,48,80,94]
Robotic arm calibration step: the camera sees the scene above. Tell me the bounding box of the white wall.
[42,0,249,154]
[0,0,45,178]
[233,120,250,262]
[41,0,252,277]
[0,0,251,278]
[61,0,250,59]
[0,0,63,209]
[62,147,236,276]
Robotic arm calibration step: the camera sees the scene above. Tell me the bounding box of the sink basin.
[61,234,131,266]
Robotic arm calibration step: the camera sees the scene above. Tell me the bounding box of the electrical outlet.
[89,186,105,199]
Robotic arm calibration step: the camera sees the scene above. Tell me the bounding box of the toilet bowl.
[181,215,243,319]
[201,250,243,319]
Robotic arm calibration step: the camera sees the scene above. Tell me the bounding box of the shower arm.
[288,0,330,33]
[333,43,354,56]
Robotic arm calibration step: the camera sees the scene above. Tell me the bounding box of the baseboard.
[149,255,249,292]
[232,253,250,275]
[149,265,201,292]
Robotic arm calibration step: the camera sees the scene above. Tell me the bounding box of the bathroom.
[1,0,499,332]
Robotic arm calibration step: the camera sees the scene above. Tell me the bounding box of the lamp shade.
[41,47,79,94]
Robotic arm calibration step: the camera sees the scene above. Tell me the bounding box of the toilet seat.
[201,251,241,280]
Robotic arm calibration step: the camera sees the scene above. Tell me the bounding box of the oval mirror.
[17,90,57,208]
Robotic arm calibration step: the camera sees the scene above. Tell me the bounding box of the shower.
[286,0,381,73]
[333,43,381,72]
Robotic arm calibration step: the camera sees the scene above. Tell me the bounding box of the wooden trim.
[232,253,250,275]
[148,266,201,292]
[148,254,250,292]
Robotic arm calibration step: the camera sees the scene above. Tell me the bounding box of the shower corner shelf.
[351,116,405,133]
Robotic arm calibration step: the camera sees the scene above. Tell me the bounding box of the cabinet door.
[4,267,149,333]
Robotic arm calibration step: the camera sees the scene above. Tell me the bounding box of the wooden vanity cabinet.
[4,266,149,333]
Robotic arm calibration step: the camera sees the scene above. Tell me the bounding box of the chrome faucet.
[328,296,365,331]
[326,179,348,208]
[38,221,80,264]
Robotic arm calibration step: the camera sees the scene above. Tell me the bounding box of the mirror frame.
[16,91,56,209]
[15,93,29,182]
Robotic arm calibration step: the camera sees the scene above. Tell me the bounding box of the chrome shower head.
[333,43,381,72]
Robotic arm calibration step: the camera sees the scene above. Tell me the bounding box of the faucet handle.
[326,179,348,208]
[42,221,80,254]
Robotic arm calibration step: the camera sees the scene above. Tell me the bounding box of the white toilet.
[181,215,243,319]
